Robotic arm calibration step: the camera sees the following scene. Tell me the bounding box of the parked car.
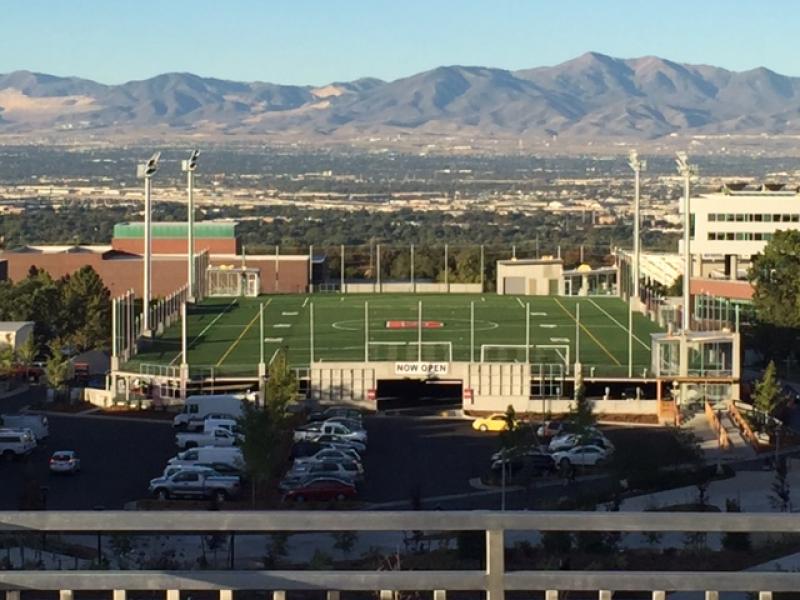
[289,459,362,483]
[161,464,237,481]
[294,448,362,466]
[551,445,609,468]
[321,416,365,431]
[0,428,36,460]
[173,395,244,429]
[537,420,580,439]
[175,426,241,449]
[49,450,80,474]
[168,447,244,472]
[149,470,241,502]
[490,450,555,475]
[308,406,363,423]
[294,421,367,444]
[279,473,354,493]
[282,477,357,503]
[472,414,509,432]
[310,434,367,454]
[0,414,49,440]
[548,432,613,453]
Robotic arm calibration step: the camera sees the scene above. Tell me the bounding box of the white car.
[49,450,81,474]
[294,448,362,466]
[551,445,609,468]
[549,433,614,454]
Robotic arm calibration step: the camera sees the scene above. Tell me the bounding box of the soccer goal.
[367,341,453,362]
[480,343,570,370]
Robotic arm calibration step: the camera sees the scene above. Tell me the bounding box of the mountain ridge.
[2,52,800,142]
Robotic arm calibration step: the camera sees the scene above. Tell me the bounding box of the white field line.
[169,298,238,365]
[302,297,309,308]
[587,297,650,351]
[515,297,525,308]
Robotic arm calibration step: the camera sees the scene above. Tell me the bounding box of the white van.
[0,428,37,460]
[0,415,49,440]
[173,395,245,429]
[168,446,244,471]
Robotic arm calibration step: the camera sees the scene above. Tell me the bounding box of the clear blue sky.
[2,0,798,85]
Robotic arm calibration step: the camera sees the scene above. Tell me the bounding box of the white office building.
[689,183,800,278]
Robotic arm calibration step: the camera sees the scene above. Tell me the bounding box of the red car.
[282,477,357,503]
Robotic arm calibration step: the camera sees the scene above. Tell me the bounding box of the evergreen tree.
[753,361,782,418]
[61,266,111,351]
[265,349,298,419]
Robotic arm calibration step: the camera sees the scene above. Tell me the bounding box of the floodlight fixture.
[675,151,697,333]
[137,152,161,178]
[182,149,200,172]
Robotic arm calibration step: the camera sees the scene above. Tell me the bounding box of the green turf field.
[126,294,663,378]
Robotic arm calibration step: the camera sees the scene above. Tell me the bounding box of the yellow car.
[472,414,509,432]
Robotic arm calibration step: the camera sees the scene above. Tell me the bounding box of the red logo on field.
[385,320,444,330]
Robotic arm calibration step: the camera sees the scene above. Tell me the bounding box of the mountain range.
[2,52,800,144]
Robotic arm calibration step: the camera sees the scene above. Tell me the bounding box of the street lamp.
[181,150,200,300]
[136,151,160,335]
[675,152,698,333]
[628,150,646,378]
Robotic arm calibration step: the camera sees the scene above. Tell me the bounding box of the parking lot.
[0,409,175,510]
[1,387,681,510]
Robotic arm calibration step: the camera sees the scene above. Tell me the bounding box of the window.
[708,214,717,222]
[754,214,763,222]
[735,214,744,222]
[708,233,716,240]
[175,472,199,482]
[793,215,800,222]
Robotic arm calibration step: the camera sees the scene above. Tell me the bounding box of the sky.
[1,0,798,85]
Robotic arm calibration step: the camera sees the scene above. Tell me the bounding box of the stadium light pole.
[181,150,199,301]
[628,150,646,302]
[676,151,697,332]
[136,152,160,335]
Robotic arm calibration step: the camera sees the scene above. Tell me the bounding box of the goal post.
[367,341,453,362]
[480,343,570,371]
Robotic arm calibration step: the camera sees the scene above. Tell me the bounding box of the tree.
[749,230,800,328]
[753,361,782,418]
[0,345,15,381]
[265,349,298,419]
[61,266,111,351]
[44,345,72,400]
[237,401,281,507]
[15,336,38,379]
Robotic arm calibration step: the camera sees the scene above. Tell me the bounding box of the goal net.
[480,344,570,370]
[367,341,453,362]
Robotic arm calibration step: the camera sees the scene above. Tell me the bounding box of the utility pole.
[136,152,160,335]
[181,150,199,301]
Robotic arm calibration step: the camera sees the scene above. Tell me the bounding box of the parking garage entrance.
[376,378,463,411]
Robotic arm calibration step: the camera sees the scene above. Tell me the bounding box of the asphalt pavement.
[0,390,176,510]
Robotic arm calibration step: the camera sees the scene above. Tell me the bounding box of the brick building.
[0,222,309,297]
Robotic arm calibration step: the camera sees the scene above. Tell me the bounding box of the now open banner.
[394,362,449,376]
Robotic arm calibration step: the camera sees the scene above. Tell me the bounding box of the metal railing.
[1,511,799,598]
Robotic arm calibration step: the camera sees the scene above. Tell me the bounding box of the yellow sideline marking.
[552,297,621,366]
[216,299,271,367]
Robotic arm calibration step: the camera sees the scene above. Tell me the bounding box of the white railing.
[0,511,799,598]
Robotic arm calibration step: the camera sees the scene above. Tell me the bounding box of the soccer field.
[127,294,663,378]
